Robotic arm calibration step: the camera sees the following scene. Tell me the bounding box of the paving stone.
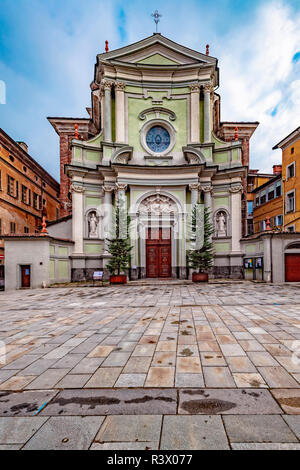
[88,345,115,358]
[55,374,91,389]
[90,441,158,450]
[178,389,282,415]
[123,356,152,374]
[219,344,246,357]
[85,367,122,388]
[145,367,175,387]
[53,354,86,369]
[203,367,236,387]
[247,351,279,366]
[2,355,41,370]
[21,358,58,376]
[0,375,36,391]
[175,373,204,387]
[198,341,221,352]
[176,357,202,373]
[233,373,267,388]
[0,390,58,416]
[161,415,229,450]
[283,415,300,438]
[223,415,298,443]
[101,352,131,367]
[231,443,300,450]
[258,367,299,388]
[71,357,104,374]
[271,389,300,414]
[132,344,156,356]
[0,370,18,385]
[25,369,69,390]
[155,341,177,352]
[0,444,22,450]
[264,343,292,356]
[274,356,300,373]
[95,415,162,443]
[41,389,177,416]
[0,417,48,444]
[115,374,146,387]
[226,356,257,373]
[200,352,226,366]
[238,340,266,352]
[23,416,104,450]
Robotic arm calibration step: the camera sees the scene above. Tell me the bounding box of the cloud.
[217,0,300,172]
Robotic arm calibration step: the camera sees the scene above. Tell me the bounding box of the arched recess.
[85,208,101,239]
[213,207,231,238]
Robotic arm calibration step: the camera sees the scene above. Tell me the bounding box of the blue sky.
[0,0,300,180]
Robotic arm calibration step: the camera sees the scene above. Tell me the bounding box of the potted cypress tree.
[106,201,132,284]
[187,205,214,282]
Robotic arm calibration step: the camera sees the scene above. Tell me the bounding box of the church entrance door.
[146,228,171,278]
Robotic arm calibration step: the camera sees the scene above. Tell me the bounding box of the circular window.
[146,126,170,153]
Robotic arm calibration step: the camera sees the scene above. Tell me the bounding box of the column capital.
[115,183,128,192]
[229,184,243,193]
[71,184,85,194]
[190,83,201,93]
[203,83,214,94]
[189,183,201,191]
[102,184,115,193]
[102,79,114,90]
[200,184,213,194]
[115,81,126,91]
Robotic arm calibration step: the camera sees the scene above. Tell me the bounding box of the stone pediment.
[98,34,216,67]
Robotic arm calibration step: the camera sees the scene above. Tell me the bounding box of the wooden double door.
[146,228,171,278]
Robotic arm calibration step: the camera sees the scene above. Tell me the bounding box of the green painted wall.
[137,54,179,65]
[85,243,103,254]
[214,196,229,208]
[49,260,55,279]
[86,150,101,162]
[49,245,55,255]
[128,96,188,152]
[58,260,69,278]
[245,243,258,254]
[86,197,102,207]
[214,152,228,163]
[215,242,230,253]
[58,246,68,256]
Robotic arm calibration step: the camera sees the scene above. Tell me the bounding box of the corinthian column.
[203,83,213,143]
[190,83,200,143]
[189,183,200,208]
[115,81,126,143]
[201,184,214,230]
[103,80,113,143]
[103,185,114,244]
[71,184,85,254]
[229,184,243,252]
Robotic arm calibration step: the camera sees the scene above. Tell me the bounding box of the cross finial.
[151,10,162,33]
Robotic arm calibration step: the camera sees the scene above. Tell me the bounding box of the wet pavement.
[0,281,300,449]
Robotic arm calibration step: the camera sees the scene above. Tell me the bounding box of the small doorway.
[285,254,300,282]
[146,228,171,278]
[21,265,31,288]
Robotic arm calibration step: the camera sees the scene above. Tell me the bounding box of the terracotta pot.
[192,272,208,282]
[109,275,127,284]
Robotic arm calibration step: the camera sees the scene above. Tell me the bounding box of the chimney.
[273,164,282,176]
[17,142,28,153]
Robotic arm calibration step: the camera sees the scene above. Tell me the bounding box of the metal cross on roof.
[151,10,162,33]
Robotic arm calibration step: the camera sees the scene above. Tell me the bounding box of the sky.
[0,0,300,180]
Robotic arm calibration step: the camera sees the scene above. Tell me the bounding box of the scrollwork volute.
[139,194,178,215]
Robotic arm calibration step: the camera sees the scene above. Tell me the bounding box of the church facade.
[52,34,259,281]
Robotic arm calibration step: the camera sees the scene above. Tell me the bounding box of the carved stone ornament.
[71,184,85,193]
[190,83,201,93]
[114,81,126,91]
[115,183,128,192]
[216,211,227,237]
[102,79,114,90]
[88,211,99,239]
[102,185,115,193]
[139,194,178,215]
[200,185,213,194]
[203,83,214,94]
[229,184,243,193]
[189,183,200,191]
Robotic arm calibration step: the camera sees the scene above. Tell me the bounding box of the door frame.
[146,227,172,278]
[19,264,31,289]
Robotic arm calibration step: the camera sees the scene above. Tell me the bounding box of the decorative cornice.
[102,79,114,90]
[203,83,214,94]
[102,185,115,193]
[200,184,213,194]
[115,183,128,192]
[138,107,176,121]
[189,183,201,191]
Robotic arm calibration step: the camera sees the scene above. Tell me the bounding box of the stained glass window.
[146,126,170,152]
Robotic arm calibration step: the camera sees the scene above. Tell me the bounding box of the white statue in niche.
[88,211,99,238]
[216,211,227,237]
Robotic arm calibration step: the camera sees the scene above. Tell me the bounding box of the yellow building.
[273,126,300,232]
[247,169,277,235]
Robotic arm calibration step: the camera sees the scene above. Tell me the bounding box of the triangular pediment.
[98,34,216,67]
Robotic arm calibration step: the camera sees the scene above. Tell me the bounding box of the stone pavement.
[0,281,300,449]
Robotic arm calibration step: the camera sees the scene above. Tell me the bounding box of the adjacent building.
[0,128,60,265]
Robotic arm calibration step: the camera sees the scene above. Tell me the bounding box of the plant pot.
[109,275,127,284]
[192,272,208,282]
